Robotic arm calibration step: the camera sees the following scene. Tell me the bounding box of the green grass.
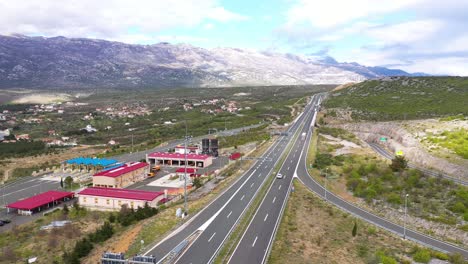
[425,128,468,159]
[325,77,468,121]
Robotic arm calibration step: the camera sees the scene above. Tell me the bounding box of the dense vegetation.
[325,77,468,121]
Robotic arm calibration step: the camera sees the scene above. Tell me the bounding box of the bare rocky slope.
[0,34,422,89]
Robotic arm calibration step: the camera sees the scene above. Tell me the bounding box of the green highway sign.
[380,137,387,142]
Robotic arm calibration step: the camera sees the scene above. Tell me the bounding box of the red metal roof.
[7,190,74,210]
[148,152,211,161]
[78,187,163,201]
[175,168,197,173]
[94,162,148,178]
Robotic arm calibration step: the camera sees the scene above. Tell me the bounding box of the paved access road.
[368,143,467,186]
[0,123,263,209]
[296,126,468,258]
[227,94,323,264]
[143,96,317,263]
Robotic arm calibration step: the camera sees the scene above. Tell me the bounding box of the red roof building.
[146,152,212,168]
[93,162,148,188]
[78,187,165,211]
[7,190,74,215]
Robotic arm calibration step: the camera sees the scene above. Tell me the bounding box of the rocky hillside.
[0,34,421,89]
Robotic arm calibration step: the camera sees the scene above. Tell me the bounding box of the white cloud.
[285,0,423,28]
[0,0,247,40]
[365,20,444,45]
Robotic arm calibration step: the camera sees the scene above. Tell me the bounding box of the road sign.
[380,137,387,142]
[396,150,404,156]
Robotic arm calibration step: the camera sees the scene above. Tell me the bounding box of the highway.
[368,143,467,186]
[295,121,468,258]
[227,94,322,264]
[143,96,318,263]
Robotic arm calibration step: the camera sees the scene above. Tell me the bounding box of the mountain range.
[0,34,426,89]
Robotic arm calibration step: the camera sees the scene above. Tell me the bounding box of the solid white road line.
[208,232,216,242]
[240,195,245,201]
[278,185,282,190]
[264,214,268,222]
[272,197,276,203]
[252,236,258,247]
[227,211,233,218]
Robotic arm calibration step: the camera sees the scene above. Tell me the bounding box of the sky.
[0,0,467,75]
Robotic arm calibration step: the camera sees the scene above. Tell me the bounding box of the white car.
[276,173,283,179]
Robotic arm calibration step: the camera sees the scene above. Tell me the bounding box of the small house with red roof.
[93,162,148,188]
[78,187,165,211]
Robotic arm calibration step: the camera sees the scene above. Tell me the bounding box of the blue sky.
[1,0,467,75]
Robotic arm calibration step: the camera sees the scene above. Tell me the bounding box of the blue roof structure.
[65,157,118,167]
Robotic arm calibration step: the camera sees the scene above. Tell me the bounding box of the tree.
[390,155,408,172]
[60,177,64,188]
[64,176,74,189]
[192,177,203,189]
[352,221,357,237]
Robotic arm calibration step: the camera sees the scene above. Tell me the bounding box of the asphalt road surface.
[227,94,322,264]
[143,96,318,263]
[0,123,264,209]
[296,126,468,258]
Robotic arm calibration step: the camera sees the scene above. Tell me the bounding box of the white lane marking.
[264,165,267,169]
[278,185,282,190]
[290,160,292,163]
[287,166,290,170]
[250,182,254,188]
[272,196,276,203]
[197,169,257,232]
[227,211,232,218]
[208,232,216,242]
[258,173,262,178]
[264,214,268,222]
[241,195,245,201]
[252,236,258,247]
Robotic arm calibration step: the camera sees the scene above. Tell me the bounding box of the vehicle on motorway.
[0,219,11,224]
[301,132,306,140]
[0,221,4,226]
[276,173,283,179]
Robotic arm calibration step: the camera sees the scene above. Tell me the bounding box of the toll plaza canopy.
[65,157,118,167]
[7,190,74,212]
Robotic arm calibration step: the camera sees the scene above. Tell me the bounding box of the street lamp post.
[404,193,409,239]
[183,121,188,216]
[324,168,329,201]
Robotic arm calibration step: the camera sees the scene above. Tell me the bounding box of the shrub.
[390,156,408,172]
[413,248,431,263]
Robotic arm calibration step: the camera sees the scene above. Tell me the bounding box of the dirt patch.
[11,93,72,104]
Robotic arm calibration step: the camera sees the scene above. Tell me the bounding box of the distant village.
[0,98,246,146]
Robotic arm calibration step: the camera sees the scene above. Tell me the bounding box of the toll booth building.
[146,152,212,168]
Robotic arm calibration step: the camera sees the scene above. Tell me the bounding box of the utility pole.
[131,134,134,153]
[404,193,409,239]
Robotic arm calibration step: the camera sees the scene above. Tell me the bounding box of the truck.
[301,132,306,140]
[147,165,161,178]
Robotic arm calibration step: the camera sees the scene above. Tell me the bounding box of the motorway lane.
[296,120,468,257]
[227,95,321,264]
[368,143,467,186]
[143,126,300,259]
[146,97,315,263]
